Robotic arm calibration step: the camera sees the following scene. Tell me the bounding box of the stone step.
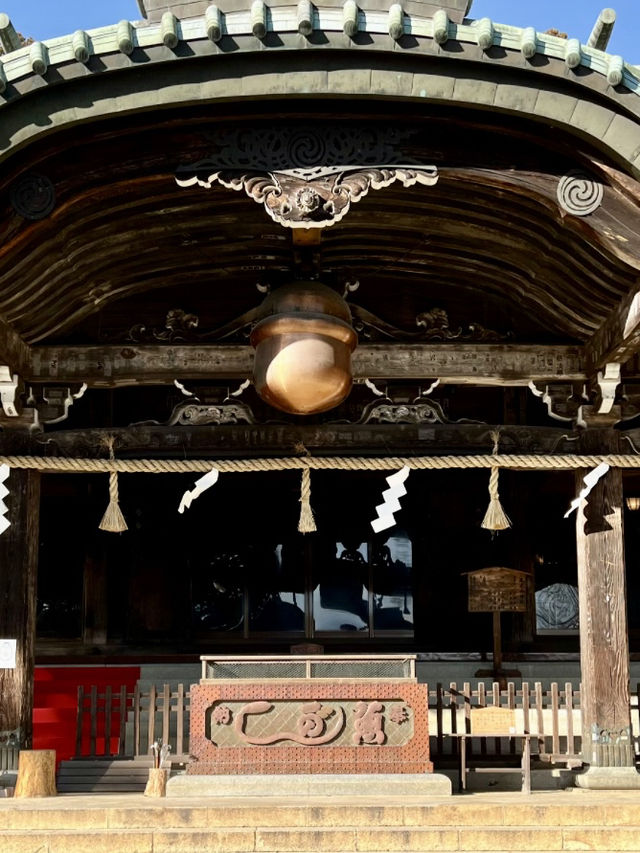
[4,800,640,827]
[56,758,157,794]
[0,825,639,853]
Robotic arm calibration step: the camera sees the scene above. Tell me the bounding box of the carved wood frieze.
[340,397,485,426]
[177,166,439,229]
[176,125,439,228]
[351,305,512,343]
[124,305,511,346]
[166,401,255,426]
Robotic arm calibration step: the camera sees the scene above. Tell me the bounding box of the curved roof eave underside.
[1,9,640,176]
[2,11,640,351]
[2,156,639,346]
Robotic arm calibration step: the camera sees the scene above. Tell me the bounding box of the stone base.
[575,766,640,790]
[167,772,452,798]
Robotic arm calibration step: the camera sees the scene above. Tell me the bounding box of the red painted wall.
[33,666,140,766]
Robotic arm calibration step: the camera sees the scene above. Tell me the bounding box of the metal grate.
[205,661,307,680]
[202,656,416,681]
[310,660,412,679]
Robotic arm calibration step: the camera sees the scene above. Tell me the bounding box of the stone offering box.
[188,655,432,775]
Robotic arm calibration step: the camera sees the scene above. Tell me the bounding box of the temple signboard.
[466,567,529,613]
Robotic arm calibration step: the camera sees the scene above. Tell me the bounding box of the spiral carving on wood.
[557,170,604,216]
[10,173,56,220]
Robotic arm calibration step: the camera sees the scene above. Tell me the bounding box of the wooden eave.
[1,11,640,390]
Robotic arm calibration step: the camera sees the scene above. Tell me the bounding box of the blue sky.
[1,1,638,61]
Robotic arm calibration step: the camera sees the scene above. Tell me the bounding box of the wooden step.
[56,758,156,794]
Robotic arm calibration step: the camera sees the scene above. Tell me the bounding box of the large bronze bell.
[250,282,357,415]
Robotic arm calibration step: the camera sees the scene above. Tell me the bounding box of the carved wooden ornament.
[176,165,439,228]
[176,125,439,227]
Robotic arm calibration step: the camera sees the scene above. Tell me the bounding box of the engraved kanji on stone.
[389,705,409,725]
[212,705,232,725]
[353,701,386,745]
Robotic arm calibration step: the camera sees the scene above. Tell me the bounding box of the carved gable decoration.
[465,567,529,613]
[176,126,438,229]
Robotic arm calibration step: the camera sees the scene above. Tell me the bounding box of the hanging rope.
[481,431,512,532]
[3,452,640,473]
[298,465,316,533]
[98,437,128,533]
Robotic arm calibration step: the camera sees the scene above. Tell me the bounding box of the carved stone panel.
[189,682,431,775]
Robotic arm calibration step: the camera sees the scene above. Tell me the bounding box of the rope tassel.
[298,467,316,533]
[99,438,128,533]
[481,431,511,532]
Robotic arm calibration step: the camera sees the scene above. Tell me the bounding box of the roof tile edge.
[0,7,637,98]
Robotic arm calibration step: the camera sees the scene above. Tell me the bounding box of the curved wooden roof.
[0,5,639,387]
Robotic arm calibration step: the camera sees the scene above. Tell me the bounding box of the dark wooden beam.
[0,314,31,376]
[0,469,40,749]
[586,288,640,372]
[0,422,582,458]
[28,344,587,387]
[575,430,634,768]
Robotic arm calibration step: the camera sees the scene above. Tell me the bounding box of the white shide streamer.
[178,468,220,513]
[370,465,410,533]
[564,463,610,518]
[0,463,9,535]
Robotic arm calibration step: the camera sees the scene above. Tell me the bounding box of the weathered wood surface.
[0,314,29,376]
[143,767,168,797]
[27,344,587,386]
[75,681,583,762]
[575,431,634,766]
[0,469,40,749]
[14,750,56,798]
[1,115,639,351]
[0,423,584,458]
[586,288,640,371]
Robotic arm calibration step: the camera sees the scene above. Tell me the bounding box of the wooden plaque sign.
[465,567,529,613]
[470,707,516,734]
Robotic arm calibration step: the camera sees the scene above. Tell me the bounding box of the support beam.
[0,469,40,749]
[28,344,587,387]
[0,423,581,458]
[0,314,31,378]
[575,431,633,770]
[586,288,640,372]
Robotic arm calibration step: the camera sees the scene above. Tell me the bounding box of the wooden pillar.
[83,552,108,646]
[576,448,633,767]
[0,469,40,749]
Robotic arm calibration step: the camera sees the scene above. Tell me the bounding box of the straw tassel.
[481,430,511,532]
[298,466,316,533]
[99,438,128,533]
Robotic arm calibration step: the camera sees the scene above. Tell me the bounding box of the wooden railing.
[72,680,599,761]
[430,681,582,764]
[75,683,190,759]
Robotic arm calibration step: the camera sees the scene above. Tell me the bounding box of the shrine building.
[1,0,640,791]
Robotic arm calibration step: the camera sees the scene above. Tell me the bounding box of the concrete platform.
[1,789,640,852]
[166,772,453,797]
